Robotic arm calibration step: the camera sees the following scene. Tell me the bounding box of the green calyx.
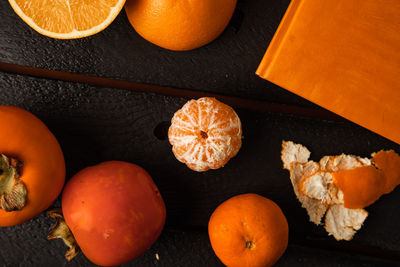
[0,154,26,211]
[48,208,80,261]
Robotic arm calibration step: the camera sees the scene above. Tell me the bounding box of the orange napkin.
[256,0,400,144]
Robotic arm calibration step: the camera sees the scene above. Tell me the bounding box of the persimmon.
[125,0,237,51]
[49,161,166,266]
[208,193,289,267]
[0,106,65,226]
[168,97,242,172]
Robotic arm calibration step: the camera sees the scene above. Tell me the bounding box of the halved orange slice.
[9,0,126,39]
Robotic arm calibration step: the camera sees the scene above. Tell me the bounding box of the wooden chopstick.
[0,61,345,122]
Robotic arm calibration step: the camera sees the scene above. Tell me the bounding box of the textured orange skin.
[332,166,386,209]
[332,151,400,209]
[62,161,166,266]
[372,150,400,194]
[125,0,237,51]
[0,106,65,226]
[208,193,288,267]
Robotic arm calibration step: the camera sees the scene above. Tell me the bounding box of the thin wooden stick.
[0,61,345,122]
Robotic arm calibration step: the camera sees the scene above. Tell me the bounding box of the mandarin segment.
[168,97,242,172]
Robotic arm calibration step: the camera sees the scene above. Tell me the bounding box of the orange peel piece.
[281,141,327,225]
[372,150,400,194]
[281,141,372,241]
[300,171,344,205]
[282,141,400,241]
[319,154,371,172]
[332,166,385,209]
[289,162,327,225]
[324,204,368,241]
[281,140,311,170]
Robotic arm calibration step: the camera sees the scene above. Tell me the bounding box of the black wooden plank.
[1,213,398,267]
[1,72,400,265]
[0,0,318,108]
[0,61,345,122]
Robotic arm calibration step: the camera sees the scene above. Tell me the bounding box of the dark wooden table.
[1,0,400,266]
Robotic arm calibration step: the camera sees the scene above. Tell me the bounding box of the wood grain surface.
[1,0,400,266]
[0,0,310,106]
[1,73,399,266]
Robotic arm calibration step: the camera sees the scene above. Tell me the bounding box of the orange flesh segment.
[70,0,119,31]
[372,150,400,194]
[14,0,121,33]
[332,166,385,209]
[15,0,73,33]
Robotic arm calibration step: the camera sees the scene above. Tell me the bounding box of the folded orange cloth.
[256,0,400,144]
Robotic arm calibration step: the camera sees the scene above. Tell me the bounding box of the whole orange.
[125,0,238,51]
[208,193,289,267]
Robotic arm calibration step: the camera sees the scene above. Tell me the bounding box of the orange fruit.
[8,0,126,39]
[208,193,289,267]
[168,97,242,172]
[125,0,238,51]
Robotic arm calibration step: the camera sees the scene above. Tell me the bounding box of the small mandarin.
[208,193,289,267]
[168,97,242,172]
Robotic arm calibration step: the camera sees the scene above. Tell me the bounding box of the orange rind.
[281,141,400,241]
[372,150,400,194]
[332,166,385,209]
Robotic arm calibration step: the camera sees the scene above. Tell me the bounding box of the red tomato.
[62,161,166,266]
